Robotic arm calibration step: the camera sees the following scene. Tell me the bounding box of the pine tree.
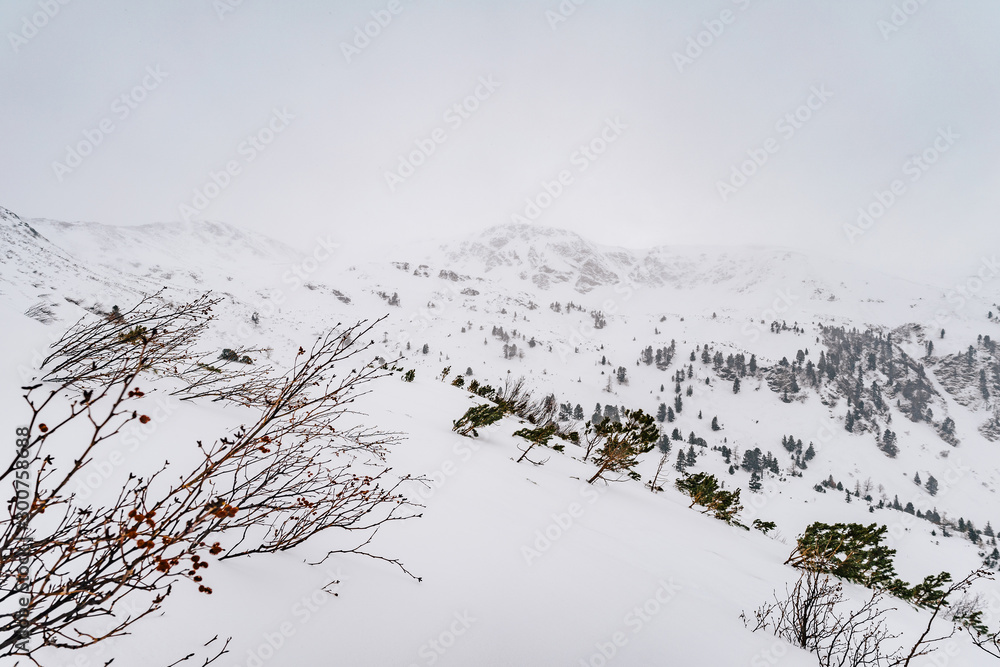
[591,403,603,425]
[786,523,899,590]
[675,450,687,472]
[711,416,720,431]
[913,472,921,486]
[732,377,741,394]
[749,470,762,493]
[656,402,667,422]
[666,406,675,422]
[586,409,658,484]
[686,445,696,466]
[674,472,744,525]
[573,404,585,420]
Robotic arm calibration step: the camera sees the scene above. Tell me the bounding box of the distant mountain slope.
[3,205,1000,666]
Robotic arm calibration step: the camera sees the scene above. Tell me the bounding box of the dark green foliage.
[513,423,559,463]
[785,523,898,591]
[402,369,416,382]
[587,409,659,484]
[753,519,776,535]
[879,428,898,457]
[674,472,744,526]
[512,423,557,446]
[452,403,506,437]
[117,325,148,345]
[451,375,465,388]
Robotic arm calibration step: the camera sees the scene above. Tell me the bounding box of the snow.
[3,209,1000,666]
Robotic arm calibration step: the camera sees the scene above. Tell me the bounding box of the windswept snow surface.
[3,208,1000,666]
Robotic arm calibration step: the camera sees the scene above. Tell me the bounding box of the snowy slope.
[3,207,1000,666]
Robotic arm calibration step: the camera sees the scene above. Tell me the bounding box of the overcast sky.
[2,0,999,282]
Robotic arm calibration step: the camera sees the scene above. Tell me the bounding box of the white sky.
[2,0,999,282]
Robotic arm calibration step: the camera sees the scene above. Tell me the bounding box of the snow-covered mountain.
[3,206,1000,666]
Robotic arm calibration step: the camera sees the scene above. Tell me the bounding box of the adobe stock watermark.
[340,0,414,64]
[545,0,586,31]
[237,568,348,667]
[73,395,180,501]
[405,611,477,667]
[843,126,958,244]
[230,233,341,342]
[716,85,833,203]
[578,578,682,666]
[395,280,466,351]
[212,0,249,21]
[750,641,788,667]
[521,484,604,565]
[877,0,931,40]
[926,255,1000,333]
[554,277,639,363]
[409,438,481,503]
[672,0,762,74]
[8,0,72,53]
[178,107,294,222]
[52,65,169,183]
[740,288,798,342]
[509,117,627,224]
[383,75,501,193]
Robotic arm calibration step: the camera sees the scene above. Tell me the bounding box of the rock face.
[436,223,922,307]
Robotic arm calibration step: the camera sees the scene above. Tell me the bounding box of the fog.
[2,0,999,282]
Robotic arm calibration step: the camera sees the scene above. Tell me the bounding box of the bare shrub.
[1,292,418,662]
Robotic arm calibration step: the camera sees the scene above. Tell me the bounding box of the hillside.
[2,207,1000,666]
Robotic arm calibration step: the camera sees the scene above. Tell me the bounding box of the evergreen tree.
[913,472,921,486]
[656,402,667,422]
[686,445,696,466]
[666,406,675,422]
[675,450,687,472]
[587,409,659,484]
[732,377,741,394]
[711,416,720,431]
[591,403,603,426]
[749,354,757,374]
[786,523,899,590]
[749,470,762,493]
[452,403,506,437]
[675,472,744,525]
